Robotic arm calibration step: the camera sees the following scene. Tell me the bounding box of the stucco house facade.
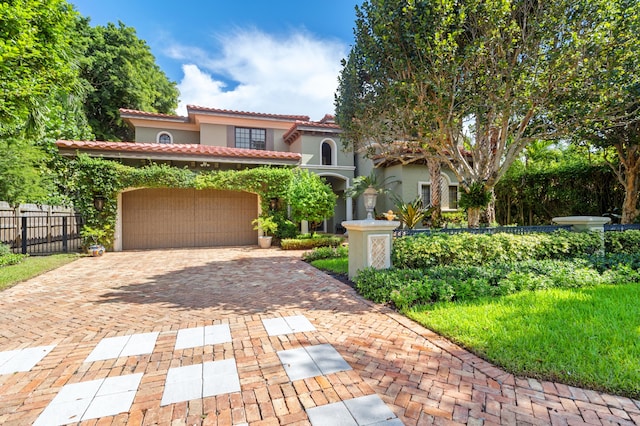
[56,105,459,251]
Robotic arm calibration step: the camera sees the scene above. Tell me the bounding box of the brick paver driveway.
[0,248,638,425]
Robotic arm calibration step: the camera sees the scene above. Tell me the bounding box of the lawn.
[310,257,348,275]
[407,283,640,399]
[0,254,80,291]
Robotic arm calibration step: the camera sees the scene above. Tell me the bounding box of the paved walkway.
[0,248,638,425]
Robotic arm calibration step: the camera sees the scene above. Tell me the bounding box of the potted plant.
[345,172,397,220]
[80,225,110,256]
[252,216,278,248]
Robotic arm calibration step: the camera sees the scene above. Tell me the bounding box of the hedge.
[354,255,640,310]
[605,230,640,254]
[392,230,602,269]
[280,236,344,250]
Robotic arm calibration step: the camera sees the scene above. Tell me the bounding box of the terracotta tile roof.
[56,140,302,162]
[319,114,336,124]
[186,105,310,122]
[119,109,189,122]
[283,120,342,144]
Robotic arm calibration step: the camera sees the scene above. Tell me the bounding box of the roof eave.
[57,148,300,166]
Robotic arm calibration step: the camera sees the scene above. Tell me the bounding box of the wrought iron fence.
[393,225,573,238]
[604,223,640,232]
[0,215,84,255]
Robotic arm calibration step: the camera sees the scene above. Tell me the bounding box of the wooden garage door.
[122,188,258,250]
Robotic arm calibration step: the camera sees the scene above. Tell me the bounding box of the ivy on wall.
[69,155,299,246]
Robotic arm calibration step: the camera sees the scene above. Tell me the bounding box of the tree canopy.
[79,20,179,141]
[568,1,640,223]
[336,0,639,225]
[0,0,79,137]
[0,2,180,204]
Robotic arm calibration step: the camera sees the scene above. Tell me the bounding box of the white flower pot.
[258,236,272,249]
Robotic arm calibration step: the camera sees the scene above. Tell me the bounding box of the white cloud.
[169,29,347,121]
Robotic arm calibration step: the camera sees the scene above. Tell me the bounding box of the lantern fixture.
[363,186,378,220]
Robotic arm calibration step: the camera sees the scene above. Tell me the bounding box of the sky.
[70,1,361,121]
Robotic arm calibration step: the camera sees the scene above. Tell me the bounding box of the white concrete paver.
[263,315,316,336]
[84,332,158,362]
[175,324,231,350]
[161,358,240,406]
[284,315,316,333]
[0,345,55,374]
[278,343,351,381]
[119,332,160,357]
[33,373,143,426]
[307,395,402,426]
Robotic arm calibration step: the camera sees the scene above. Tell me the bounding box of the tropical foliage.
[0,2,179,204]
[78,20,179,141]
[336,0,640,222]
[66,156,336,245]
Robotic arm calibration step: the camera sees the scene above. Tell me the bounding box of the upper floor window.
[157,132,173,144]
[321,142,333,165]
[235,127,266,150]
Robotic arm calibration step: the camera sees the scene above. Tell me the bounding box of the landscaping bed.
[307,230,640,399]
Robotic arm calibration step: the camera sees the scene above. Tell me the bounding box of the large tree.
[0,0,84,205]
[570,2,640,223]
[336,0,628,227]
[79,21,179,141]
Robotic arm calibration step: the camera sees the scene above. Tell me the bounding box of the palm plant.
[344,171,397,198]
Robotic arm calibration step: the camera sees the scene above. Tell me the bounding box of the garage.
[121,188,258,250]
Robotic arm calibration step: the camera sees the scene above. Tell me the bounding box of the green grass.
[0,254,80,291]
[310,257,348,275]
[407,283,640,398]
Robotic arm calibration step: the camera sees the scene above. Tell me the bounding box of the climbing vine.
[68,155,300,247]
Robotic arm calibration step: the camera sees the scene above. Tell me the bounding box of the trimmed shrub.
[280,236,344,250]
[392,231,602,268]
[354,256,637,310]
[605,230,640,254]
[302,245,348,262]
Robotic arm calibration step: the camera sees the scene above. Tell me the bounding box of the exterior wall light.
[363,186,378,220]
[93,195,106,212]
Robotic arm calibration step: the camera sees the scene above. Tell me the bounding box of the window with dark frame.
[321,142,332,165]
[421,184,431,207]
[158,132,172,144]
[235,127,266,150]
[448,185,458,209]
[422,182,459,210]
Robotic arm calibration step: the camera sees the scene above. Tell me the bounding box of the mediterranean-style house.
[56,105,460,251]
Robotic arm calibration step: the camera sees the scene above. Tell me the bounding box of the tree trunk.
[621,169,640,224]
[480,189,496,226]
[427,158,442,227]
[467,207,481,228]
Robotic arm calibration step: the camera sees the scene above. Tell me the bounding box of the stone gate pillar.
[342,220,400,280]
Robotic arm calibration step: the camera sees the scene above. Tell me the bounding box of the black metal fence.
[394,222,640,238]
[393,224,573,238]
[604,223,640,232]
[0,214,84,255]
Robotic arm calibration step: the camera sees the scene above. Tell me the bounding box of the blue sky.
[70,1,361,120]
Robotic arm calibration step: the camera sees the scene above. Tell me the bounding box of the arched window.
[157,132,173,144]
[419,174,459,211]
[321,138,337,166]
[321,142,332,165]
